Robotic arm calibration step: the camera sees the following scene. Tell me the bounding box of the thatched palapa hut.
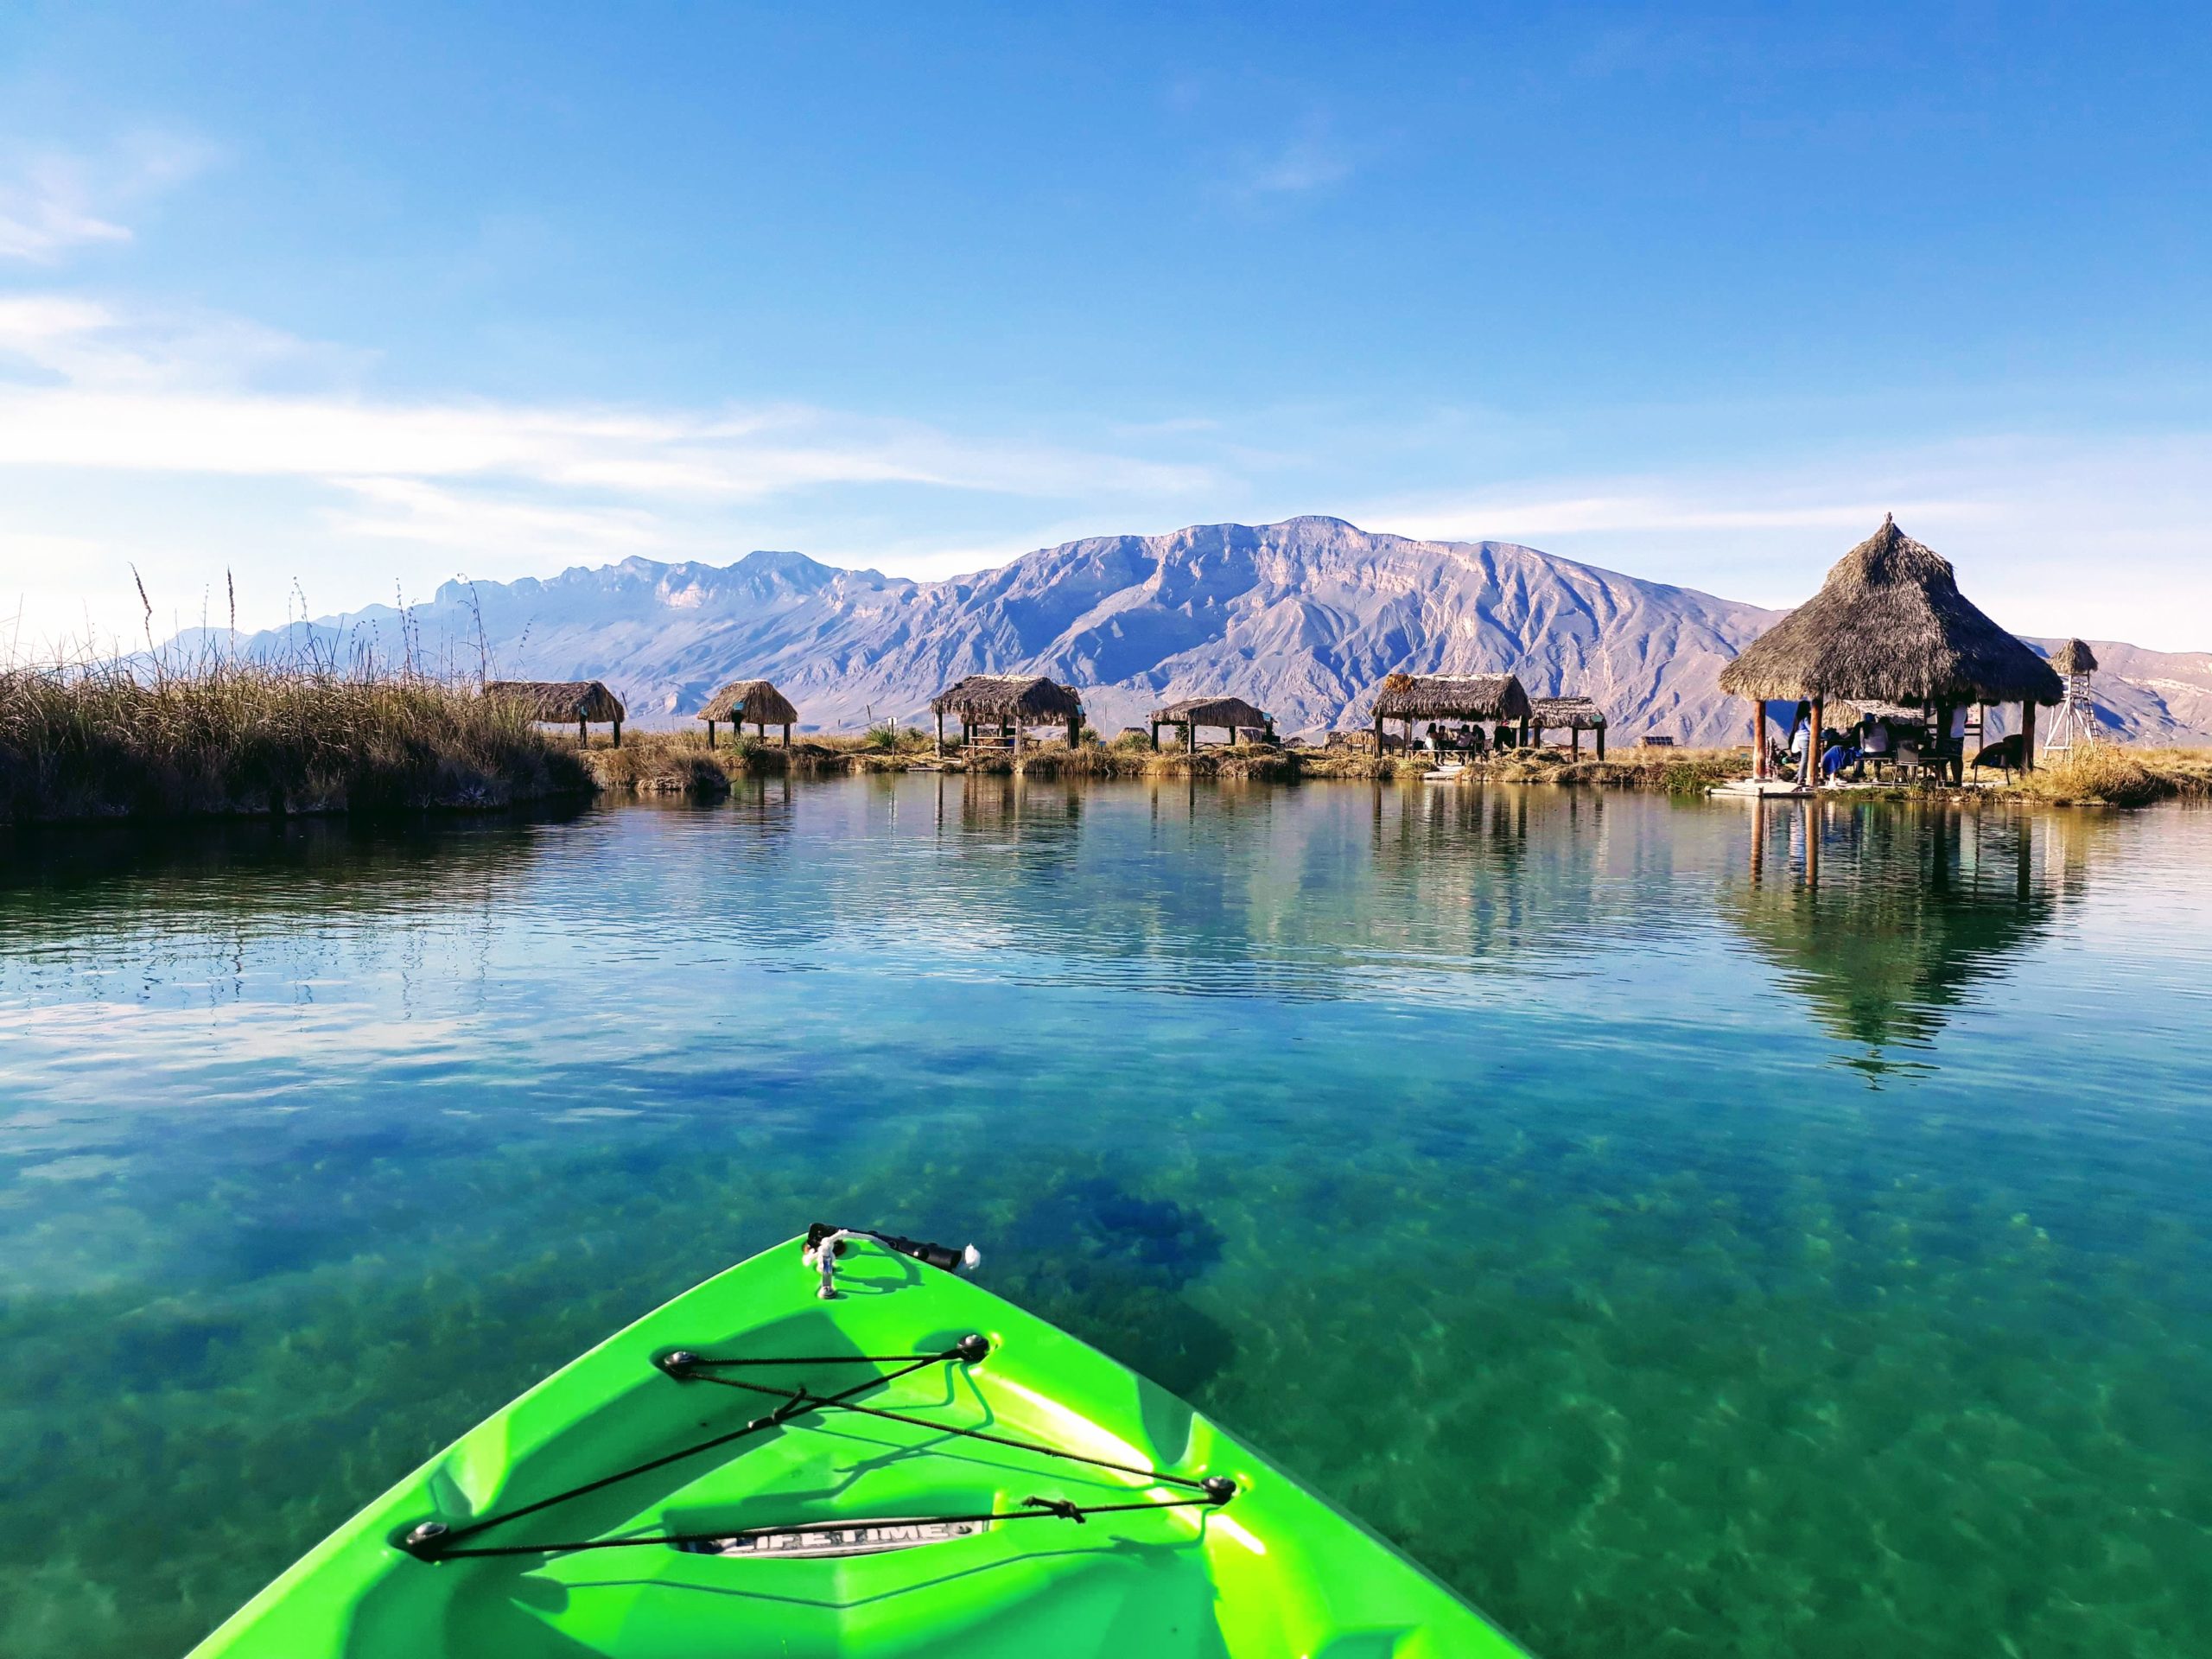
[1148,695,1274,750]
[930,674,1084,756]
[1370,672,1533,754]
[486,680,626,747]
[1529,696,1609,760]
[1718,515,2063,785]
[698,679,798,748]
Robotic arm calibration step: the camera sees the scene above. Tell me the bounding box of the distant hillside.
[192,517,2212,747]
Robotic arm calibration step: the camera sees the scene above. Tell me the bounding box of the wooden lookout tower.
[2042,639,2100,757]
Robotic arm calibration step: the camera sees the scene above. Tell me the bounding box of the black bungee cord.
[400,1231,1235,1564]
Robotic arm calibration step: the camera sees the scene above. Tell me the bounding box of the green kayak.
[191,1227,1525,1657]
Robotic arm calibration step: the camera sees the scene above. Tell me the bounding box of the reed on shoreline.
[2018,745,2212,807]
[0,659,589,823]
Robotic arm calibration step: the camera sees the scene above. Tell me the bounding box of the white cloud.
[1247,137,1351,195]
[0,161,130,261]
[326,477,667,552]
[0,295,1215,503]
[1376,492,1961,541]
[1221,111,1356,202]
[0,135,213,264]
[0,293,1230,645]
[1362,434,2212,650]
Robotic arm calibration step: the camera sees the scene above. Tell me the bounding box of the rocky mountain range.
[201,517,2212,747]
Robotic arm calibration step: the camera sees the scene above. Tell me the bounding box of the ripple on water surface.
[3,782,2209,1659]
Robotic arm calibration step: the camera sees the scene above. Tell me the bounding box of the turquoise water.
[3,779,2209,1657]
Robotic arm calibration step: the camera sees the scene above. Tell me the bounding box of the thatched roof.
[1371,672,1533,722]
[930,674,1084,721]
[1150,695,1270,730]
[484,679,625,722]
[1718,516,2063,706]
[698,678,798,725]
[2050,639,2098,675]
[1529,695,1606,730]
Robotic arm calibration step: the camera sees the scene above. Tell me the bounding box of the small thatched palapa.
[486,680,626,722]
[2050,639,2098,676]
[1371,673,1533,722]
[699,679,798,725]
[930,674,1084,755]
[930,675,1084,721]
[1719,515,2062,782]
[697,678,798,747]
[1148,695,1273,747]
[1369,672,1534,755]
[486,679,626,745]
[1530,695,1609,759]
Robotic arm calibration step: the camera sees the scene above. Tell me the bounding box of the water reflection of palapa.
[1728,801,2101,1057]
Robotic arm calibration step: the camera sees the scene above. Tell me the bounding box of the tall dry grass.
[2019,744,2209,808]
[1,657,590,823]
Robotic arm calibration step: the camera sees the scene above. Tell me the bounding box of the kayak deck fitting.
[192,1226,1525,1657]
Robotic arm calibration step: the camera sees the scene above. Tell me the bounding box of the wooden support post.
[1373,709,1384,754]
[707,718,716,749]
[783,721,791,747]
[757,720,766,741]
[578,715,588,746]
[1570,727,1580,760]
[1806,697,1822,789]
[1751,702,1764,780]
[1595,723,1606,761]
[613,717,622,749]
[1068,714,1080,748]
[934,711,944,756]
[2020,701,2037,772]
[1013,719,1023,757]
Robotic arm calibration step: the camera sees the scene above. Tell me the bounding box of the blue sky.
[3,3,2208,651]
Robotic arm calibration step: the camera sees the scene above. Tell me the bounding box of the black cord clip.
[1025,1495,1087,1524]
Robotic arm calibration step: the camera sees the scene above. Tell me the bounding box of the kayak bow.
[191,1226,1527,1656]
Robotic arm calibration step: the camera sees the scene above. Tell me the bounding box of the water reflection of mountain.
[1723,802,2102,1060]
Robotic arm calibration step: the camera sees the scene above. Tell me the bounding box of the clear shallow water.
[3,779,2209,1658]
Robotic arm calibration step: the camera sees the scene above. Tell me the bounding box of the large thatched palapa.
[1370,672,1533,753]
[930,674,1084,755]
[1719,515,2063,782]
[697,679,798,747]
[1529,695,1609,759]
[485,679,626,746]
[1148,695,1273,749]
[2050,638,2098,676]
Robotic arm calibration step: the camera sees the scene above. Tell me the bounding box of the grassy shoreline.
[8,664,2202,824]
[586,730,2211,807]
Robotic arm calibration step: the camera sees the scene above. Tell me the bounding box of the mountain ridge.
[196,517,2212,747]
